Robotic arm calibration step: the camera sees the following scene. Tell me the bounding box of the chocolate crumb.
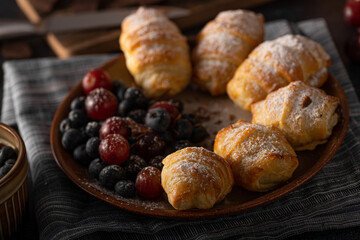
[302,96,312,108]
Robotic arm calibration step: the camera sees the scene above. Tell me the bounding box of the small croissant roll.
[120,7,191,98]
[227,34,331,111]
[192,9,264,96]
[161,147,234,210]
[251,81,340,151]
[214,120,298,192]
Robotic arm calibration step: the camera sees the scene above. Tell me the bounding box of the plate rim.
[50,54,349,219]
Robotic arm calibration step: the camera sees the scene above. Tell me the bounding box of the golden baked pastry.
[227,34,331,111]
[251,81,340,151]
[119,7,191,98]
[161,147,234,210]
[214,120,298,192]
[192,9,264,96]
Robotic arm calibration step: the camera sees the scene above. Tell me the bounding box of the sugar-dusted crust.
[251,81,340,151]
[120,7,191,98]
[214,120,298,192]
[227,34,331,111]
[161,147,234,210]
[192,9,264,96]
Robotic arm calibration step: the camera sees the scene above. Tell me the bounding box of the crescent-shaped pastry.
[214,120,298,192]
[192,9,264,96]
[120,7,191,98]
[251,81,340,151]
[161,147,234,210]
[227,34,331,111]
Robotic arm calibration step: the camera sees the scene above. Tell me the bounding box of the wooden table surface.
[1,0,360,239]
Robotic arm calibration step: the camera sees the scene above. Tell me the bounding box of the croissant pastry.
[227,34,331,111]
[192,9,264,96]
[161,147,234,210]
[120,7,191,98]
[251,81,340,151]
[214,120,298,192]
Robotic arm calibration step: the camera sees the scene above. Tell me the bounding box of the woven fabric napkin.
[2,18,360,240]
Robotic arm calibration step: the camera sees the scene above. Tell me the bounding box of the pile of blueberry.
[0,145,17,179]
[60,69,209,199]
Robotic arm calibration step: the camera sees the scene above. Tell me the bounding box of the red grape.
[99,116,130,140]
[85,88,118,121]
[135,166,163,199]
[149,101,179,126]
[344,1,360,27]
[99,134,130,165]
[82,69,113,95]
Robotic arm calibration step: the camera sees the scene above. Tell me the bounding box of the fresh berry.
[99,165,126,189]
[123,87,148,109]
[135,166,163,199]
[88,158,107,178]
[60,118,73,133]
[181,113,199,125]
[159,130,172,145]
[112,81,125,94]
[127,109,146,124]
[70,96,85,111]
[61,128,86,151]
[116,87,127,102]
[0,146,17,166]
[99,116,130,140]
[168,99,184,113]
[82,69,113,95]
[68,109,87,128]
[145,108,171,132]
[85,88,118,121]
[149,101,179,125]
[73,144,92,166]
[123,155,147,181]
[172,119,193,140]
[190,125,209,143]
[0,164,13,179]
[114,180,136,198]
[344,1,360,27]
[99,134,130,165]
[132,131,165,160]
[173,140,192,151]
[117,99,132,117]
[148,156,163,170]
[85,121,101,138]
[85,137,101,158]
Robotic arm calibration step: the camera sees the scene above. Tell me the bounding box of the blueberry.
[173,140,192,151]
[0,164,13,178]
[123,155,147,181]
[5,159,16,166]
[149,156,163,170]
[181,113,200,125]
[88,158,107,178]
[172,119,193,140]
[60,118,73,133]
[190,125,209,143]
[124,87,142,102]
[124,87,148,109]
[73,144,92,166]
[169,99,183,113]
[85,137,100,158]
[112,81,126,94]
[85,121,101,138]
[99,165,126,189]
[0,146,17,166]
[61,128,85,151]
[70,96,85,111]
[116,87,126,102]
[159,130,172,145]
[114,180,136,198]
[127,109,146,124]
[68,109,87,128]
[117,99,132,117]
[145,108,170,132]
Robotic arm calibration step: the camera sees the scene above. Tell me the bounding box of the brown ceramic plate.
[50,55,349,219]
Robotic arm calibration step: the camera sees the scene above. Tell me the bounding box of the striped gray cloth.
[2,18,360,240]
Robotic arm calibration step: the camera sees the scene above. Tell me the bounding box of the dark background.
[1,0,360,239]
